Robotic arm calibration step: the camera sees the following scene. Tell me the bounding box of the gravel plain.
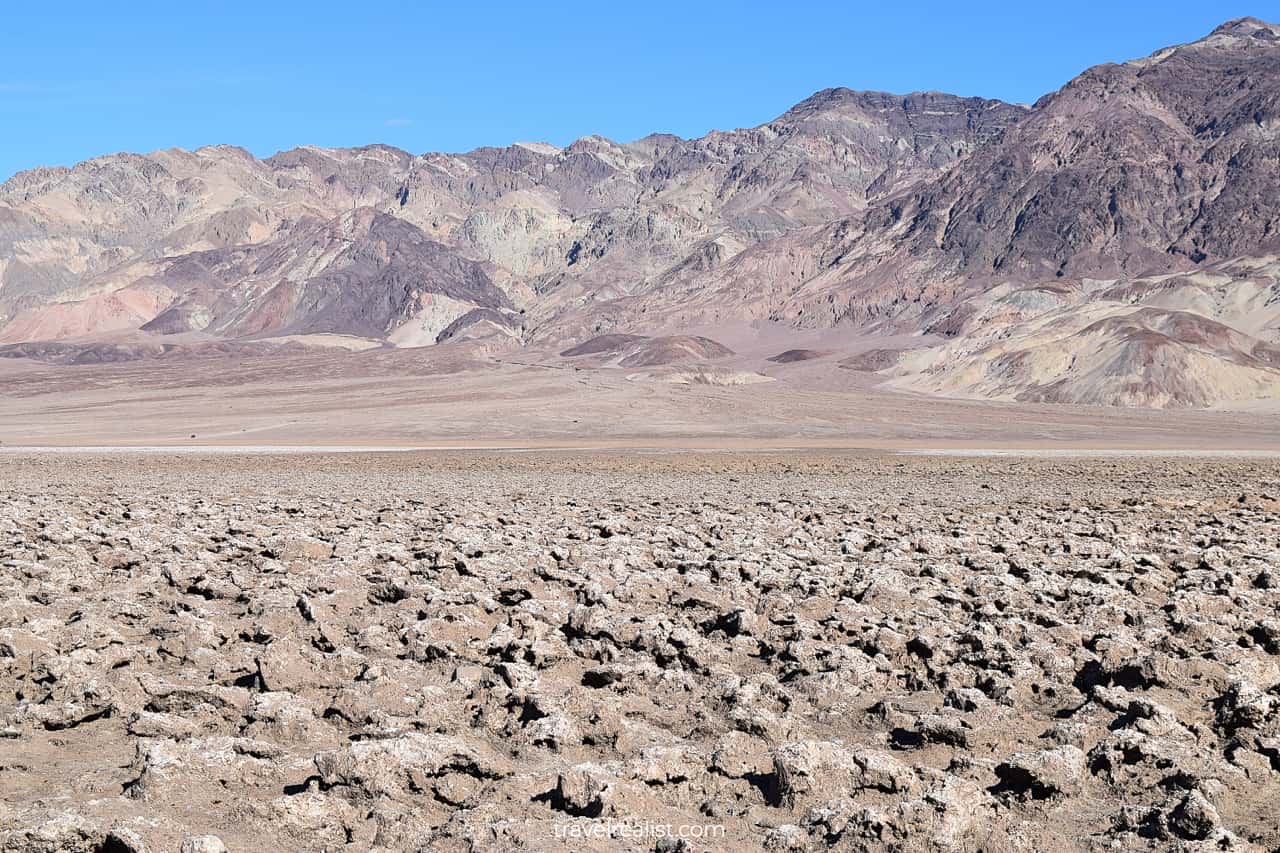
[2,452,1280,852]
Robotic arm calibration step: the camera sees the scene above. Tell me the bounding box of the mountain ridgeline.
[1,17,1278,407]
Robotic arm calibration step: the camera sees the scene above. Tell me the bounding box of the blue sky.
[0,2,1271,180]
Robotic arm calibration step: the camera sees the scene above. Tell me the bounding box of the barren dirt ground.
[3,452,1280,852]
[2,350,1279,450]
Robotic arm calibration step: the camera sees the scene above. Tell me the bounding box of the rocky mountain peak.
[0,18,1277,410]
[1210,16,1279,39]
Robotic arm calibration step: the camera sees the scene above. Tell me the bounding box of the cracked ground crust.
[2,452,1280,851]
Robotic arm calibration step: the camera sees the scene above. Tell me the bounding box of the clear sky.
[1,2,1271,181]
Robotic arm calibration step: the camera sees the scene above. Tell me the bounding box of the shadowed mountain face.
[891,16,1280,279]
[2,18,1279,408]
[144,210,513,341]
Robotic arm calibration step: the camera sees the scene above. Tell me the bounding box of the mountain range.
[2,17,1279,408]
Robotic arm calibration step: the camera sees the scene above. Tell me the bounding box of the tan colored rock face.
[878,260,1280,407]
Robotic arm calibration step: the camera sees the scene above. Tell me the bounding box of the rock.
[179,836,229,853]
[851,750,916,794]
[127,710,196,740]
[551,764,615,817]
[993,746,1086,799]
[1167,790,1220,841]
[103,828,148,853]
[711,731,773,778]
[314,733,505,802]
[1,814,103,853]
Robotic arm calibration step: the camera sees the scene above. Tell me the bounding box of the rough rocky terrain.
[3,452,1280,851]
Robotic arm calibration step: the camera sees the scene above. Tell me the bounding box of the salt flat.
[2,452,1279,851]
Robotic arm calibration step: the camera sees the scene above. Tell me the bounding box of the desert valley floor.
[1,345,1279,450]
[2,451,1280,852]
